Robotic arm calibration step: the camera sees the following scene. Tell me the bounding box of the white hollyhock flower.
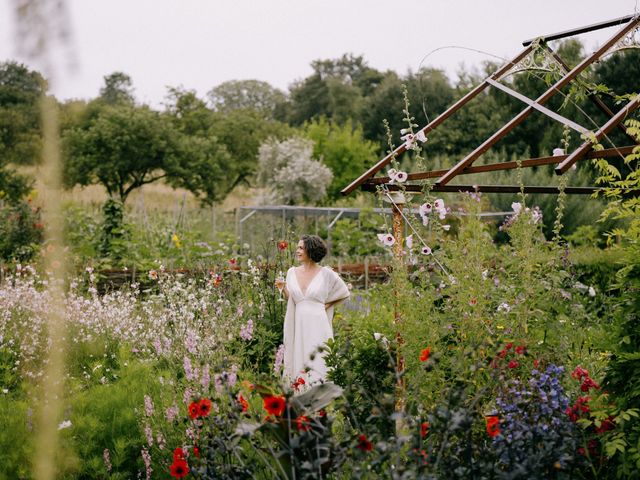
[406,235,414,249]
[377,233,396,247]
[419,203,433,215]
[394,171,408,183]
[511,202,522,214]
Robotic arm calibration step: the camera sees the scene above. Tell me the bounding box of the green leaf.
[290,382,343,415]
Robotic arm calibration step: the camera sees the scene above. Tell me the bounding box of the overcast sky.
[0,0,637,107]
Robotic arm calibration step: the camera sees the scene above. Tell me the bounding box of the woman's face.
[296,240,310,263]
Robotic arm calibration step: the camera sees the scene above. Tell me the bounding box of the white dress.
[282,266,350,386]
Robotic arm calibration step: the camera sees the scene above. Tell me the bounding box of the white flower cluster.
[400,129,427,149]
[419,198,447,226]
[0,270,252,386]
[387,168,408,184]
[257,137,333,204]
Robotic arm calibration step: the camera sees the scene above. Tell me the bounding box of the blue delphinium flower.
[493,364,582,478]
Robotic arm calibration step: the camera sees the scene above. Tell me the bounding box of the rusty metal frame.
[342,14,640,197]
[363,184,603,195]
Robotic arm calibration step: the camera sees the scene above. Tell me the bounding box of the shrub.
[0,200,43,263]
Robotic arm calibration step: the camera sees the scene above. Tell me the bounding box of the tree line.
[0,39,638,207]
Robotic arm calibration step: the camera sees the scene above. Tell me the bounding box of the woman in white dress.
[277,235,350,387]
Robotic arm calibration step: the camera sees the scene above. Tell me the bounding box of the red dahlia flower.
[277,241,288,251]
[173,447,185,461]
[198,398,212,417]
[170,459,189,478]
[421,422,429,439]
[263,395,286,417]
[188,401,200,419]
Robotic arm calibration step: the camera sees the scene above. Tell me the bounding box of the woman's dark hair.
[301,234,328,263]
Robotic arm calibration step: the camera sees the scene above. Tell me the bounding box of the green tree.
[209,108,293,187]
[287,54,384,125]
[304,118,379,199]
[63,102,232,205]
[166,87,293,190]
[361,68,455,151]
[0,61,46,201]
[99,71,135,105]
[207,79,286,118]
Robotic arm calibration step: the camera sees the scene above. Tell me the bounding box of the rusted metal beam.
[486,78,588,133]
[340,45,535,196]
[522,14,638,46]
[544,45,636,142]
[436,17,640,187]
[556,94,640,174]
[366,146,637,184]
[363,184,605,195]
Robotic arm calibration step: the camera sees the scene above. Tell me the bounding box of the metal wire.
[381,187,450,278]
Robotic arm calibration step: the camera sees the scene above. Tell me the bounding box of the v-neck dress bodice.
[282,266,350,387]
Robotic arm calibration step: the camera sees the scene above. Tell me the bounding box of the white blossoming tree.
[257,137,333,205]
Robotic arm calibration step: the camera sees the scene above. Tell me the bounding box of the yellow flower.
[172,233,182,248]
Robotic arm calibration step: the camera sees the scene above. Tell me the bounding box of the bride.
[276,235,350,387]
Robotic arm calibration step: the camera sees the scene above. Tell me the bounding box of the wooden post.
[364,256,369,290]
[385,192,407,430]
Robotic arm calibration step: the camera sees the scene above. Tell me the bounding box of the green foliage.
[63,100,233,205]
[0,395,36,478]
[329,208,384,258]
[0,61,42,203]
[0,200,43,263]
[325,298,396,434]
[99,72,135,106]
[207,79,287,118]
[303,118,379,199]
[98,198,126,257]
[208,108,293,188]
[63,202,236,271]
[591,123,640,478]
[60,360,162,479]
[0,61,45,167]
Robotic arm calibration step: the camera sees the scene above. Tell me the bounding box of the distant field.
[18,164,260,213]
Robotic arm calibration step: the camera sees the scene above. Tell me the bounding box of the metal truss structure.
[342,14,640,197]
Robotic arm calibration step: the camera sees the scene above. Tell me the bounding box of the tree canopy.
[63,102,232,205]
[0,61,45,202]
